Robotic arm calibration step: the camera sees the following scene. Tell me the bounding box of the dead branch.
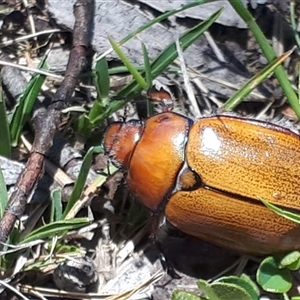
[0,0,94,249]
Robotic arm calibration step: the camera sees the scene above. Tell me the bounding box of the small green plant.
[172,256,300,300]
[0,55,48,157]
[173,274,259,300]
[9,56,49,146]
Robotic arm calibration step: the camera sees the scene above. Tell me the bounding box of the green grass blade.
[117,8,224,99]
[290,1,300,50]
[143,43,154,115]
[10,56,49,146]
[142,43,152,89]
[260,198,300,224]
[109,36,148,90]
[0,167,8,218]
[62,147,94,219]
[86,57,110,125]
[229,0,300,119]
[0,78,11,157]
[108,65,146,74]
[86,99,126,125]
[50,189,63,222]
[94,56,110,101]
[224,48,294,110]
[78,57,111,135]
[21,218,89,244]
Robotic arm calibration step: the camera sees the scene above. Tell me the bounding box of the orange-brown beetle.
[103,112,300,255]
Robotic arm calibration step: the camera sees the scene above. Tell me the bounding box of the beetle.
[103,111,300,255]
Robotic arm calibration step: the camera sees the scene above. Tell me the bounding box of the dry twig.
[0,0,94,249]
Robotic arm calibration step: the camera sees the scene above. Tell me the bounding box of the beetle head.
[103,120,144,168]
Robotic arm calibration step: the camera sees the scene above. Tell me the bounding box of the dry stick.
[0,0,94,249]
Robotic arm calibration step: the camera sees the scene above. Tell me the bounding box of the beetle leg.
[157,246,181,279]
[150,213,181,278]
